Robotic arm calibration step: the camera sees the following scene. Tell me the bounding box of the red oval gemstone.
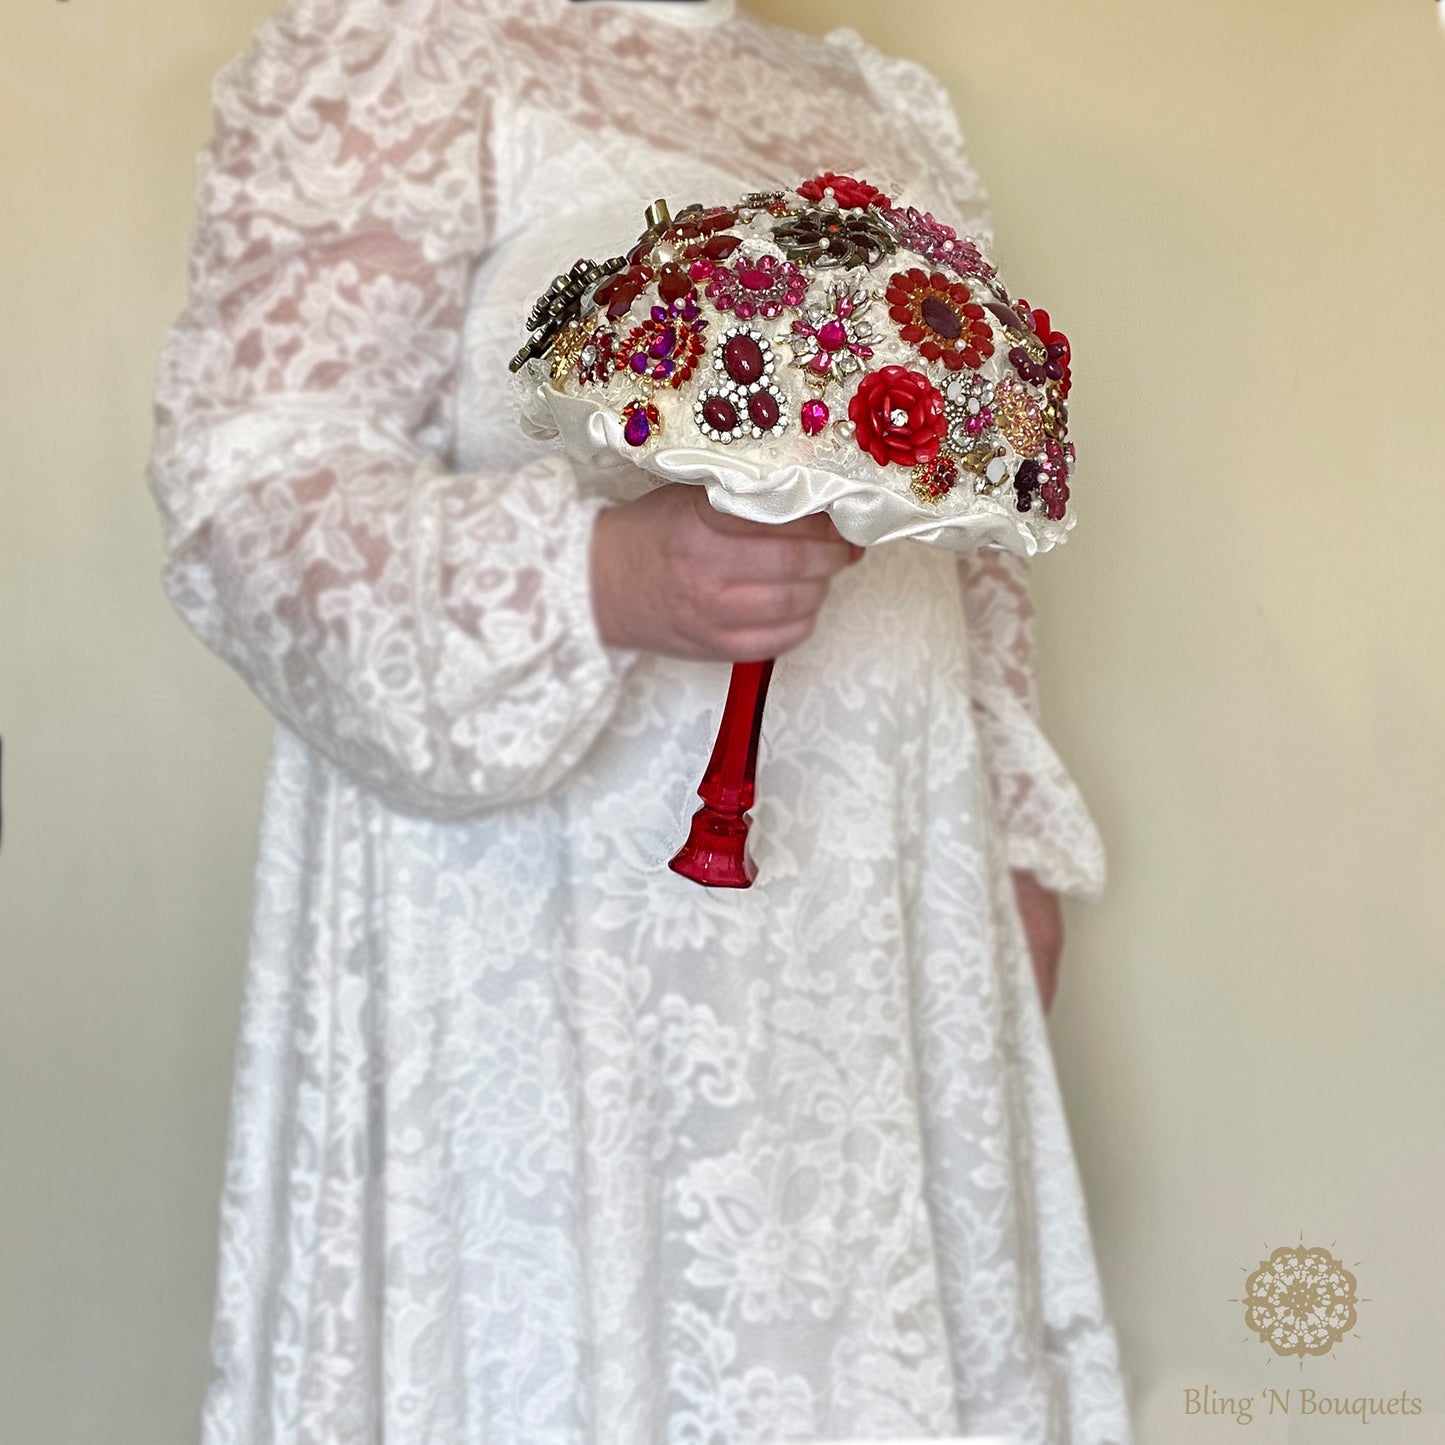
[702,395,740,433]
[723,335,766,384]
[817,319,848,352]
[921,295,964,340]
[748,389,781,431]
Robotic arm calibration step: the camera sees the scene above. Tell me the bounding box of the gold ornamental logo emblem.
[1234,1236,1365,1362]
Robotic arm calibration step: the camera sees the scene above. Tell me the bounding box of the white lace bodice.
[146,0,1105,898]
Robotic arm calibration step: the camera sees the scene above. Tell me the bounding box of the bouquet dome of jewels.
[513,173,1078,559]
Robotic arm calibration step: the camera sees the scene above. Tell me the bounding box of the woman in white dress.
[147,0,1133,1440]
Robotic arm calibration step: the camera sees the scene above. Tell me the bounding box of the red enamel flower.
[886,268,994,371]
[848,366,948,469]
[797,172,893,211]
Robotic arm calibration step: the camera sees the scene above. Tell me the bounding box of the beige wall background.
[2,1,1442,1441]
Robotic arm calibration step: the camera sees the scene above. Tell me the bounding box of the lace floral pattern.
[959,547,1108,901]
[146,0,1125,1440]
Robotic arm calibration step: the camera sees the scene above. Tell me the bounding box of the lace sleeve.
[146,4,638,820]
[957,549,1107,901]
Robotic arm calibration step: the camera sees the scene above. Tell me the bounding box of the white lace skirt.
[198,541,1133,1445]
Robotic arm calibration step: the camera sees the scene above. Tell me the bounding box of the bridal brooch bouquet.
[513,173,1076,557]
[511,174,1080,886]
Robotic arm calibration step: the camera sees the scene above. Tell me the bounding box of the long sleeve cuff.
[972,683,1108,903]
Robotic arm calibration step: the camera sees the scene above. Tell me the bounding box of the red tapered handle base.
[667,807,759,889]
[667,658,775,890]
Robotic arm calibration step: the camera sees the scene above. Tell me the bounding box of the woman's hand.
[1011,868,1065,1014]
[590,483,863,662]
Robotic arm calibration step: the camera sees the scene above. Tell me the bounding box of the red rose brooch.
[848,366,948,469]
[796,172,893,211]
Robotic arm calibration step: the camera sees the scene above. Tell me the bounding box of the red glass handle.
[668,659,776,889]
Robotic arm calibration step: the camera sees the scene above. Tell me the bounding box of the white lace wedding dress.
[147,1,1132,1441]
